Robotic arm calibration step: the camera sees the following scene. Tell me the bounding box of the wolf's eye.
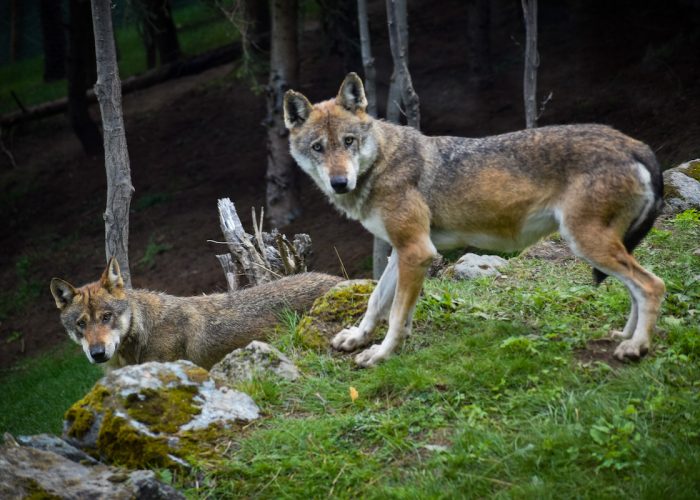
[77,319,86,329]
[344,137,354,146]
[311,142,323,152]
[102,312,112,323]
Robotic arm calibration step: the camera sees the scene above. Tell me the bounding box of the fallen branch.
[1,43,242,127]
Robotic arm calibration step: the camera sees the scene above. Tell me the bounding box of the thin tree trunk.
[386,0,419,129]
[68,0,101,155]
[521,0,538,128]
[356,0,376,118]
[9,0,20,62]
[149,0,181,64]
[357,0,388,279]
[265,0,301,227]
[91,0,135,288]
[40,0,67,81]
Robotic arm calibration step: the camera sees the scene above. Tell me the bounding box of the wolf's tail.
[593,148,664,284]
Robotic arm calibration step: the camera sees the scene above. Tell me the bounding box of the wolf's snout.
[330,176,349,193]
[90,344,108,363]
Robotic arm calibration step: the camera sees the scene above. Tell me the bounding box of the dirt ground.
[1,0,698,368]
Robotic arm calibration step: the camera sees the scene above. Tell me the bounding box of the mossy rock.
[62,361,259,470]
[295,280,379,349]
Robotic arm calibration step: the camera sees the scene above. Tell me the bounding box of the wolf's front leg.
[332,250,398,351]
[354,236,436,367]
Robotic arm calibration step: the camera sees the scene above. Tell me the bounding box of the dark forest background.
[1,0,699,367]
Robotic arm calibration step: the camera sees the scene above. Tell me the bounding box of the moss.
[63,384,111,439]
[124,385,201,434]
[295,281,377,349]
[97,409,177,469]
[183,365,209,384]
[22,479,61,500]
[682,159,700,182]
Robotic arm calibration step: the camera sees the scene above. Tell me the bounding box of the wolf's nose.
[330,176,349,193]
[90,344,107,363]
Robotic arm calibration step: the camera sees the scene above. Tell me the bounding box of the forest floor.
[1,0,699,369]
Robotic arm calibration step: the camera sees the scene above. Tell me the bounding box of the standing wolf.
[51,258,341,370]
[283,72,665,367]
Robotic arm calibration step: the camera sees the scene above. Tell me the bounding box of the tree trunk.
[67,0,102,155]
[146,0,181,65]
[521,0,538,128]
[265,0,301,228]
[39,0,67,81]
[357,0,388,279]
[386,0,420,129]
[9,0,20,62]
[466,0,492,89]
[91,0,135,288]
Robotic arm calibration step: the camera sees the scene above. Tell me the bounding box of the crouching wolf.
[50,258,341,370]
[283,72,665,367]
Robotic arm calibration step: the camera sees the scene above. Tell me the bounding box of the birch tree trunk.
[357,0,388,279]
[386,0,420,129]
[265,0,301,227]
[91,0,135,288]
[521,0,538,129]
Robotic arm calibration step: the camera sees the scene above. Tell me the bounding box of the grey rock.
[0,441,183,499]
[210,340,300,385]
[663,159,700,214]
[446,253,508,279]
[15,433,98,465]
[62,360,259,467]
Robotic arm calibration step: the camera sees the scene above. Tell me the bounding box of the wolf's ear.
[284,91,312,129]
[336,72,367,113]
[100,257,124,292]
[50,278,77,310]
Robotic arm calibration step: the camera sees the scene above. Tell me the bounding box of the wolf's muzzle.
[330,176,349,194]
[90,344,108,363]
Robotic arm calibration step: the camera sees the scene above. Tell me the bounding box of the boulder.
[295,280,378,349]
[0,434,182,499]
[210,341,300,384]
[62,360,259,469]
[443,253,508,280]
[663,159,700,214]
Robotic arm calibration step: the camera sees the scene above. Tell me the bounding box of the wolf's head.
[50,257,131,364]
[284,73,378,196]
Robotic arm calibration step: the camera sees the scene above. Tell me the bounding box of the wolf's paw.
[610,329,633,341]
[331,326,370,352]
[613,339,649,362]
[354,344,390,368]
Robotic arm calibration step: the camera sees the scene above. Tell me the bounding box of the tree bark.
[144,0,181,65]
[466,0,492,89]
[386,0,420,129]
[521,0,539,128]
[357,0,388,279]
[91,0,135,288]
[68,0,102,155]
[265,0,301,228]
[39,0,67,82]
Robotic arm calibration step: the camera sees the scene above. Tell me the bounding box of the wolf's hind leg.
[562,222,665,361]
[332,249,398,352]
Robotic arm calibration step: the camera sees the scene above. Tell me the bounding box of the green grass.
[189,212,700,498]
[0,342,102,436]
[0,3,236,114]
[1,212,698,497]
